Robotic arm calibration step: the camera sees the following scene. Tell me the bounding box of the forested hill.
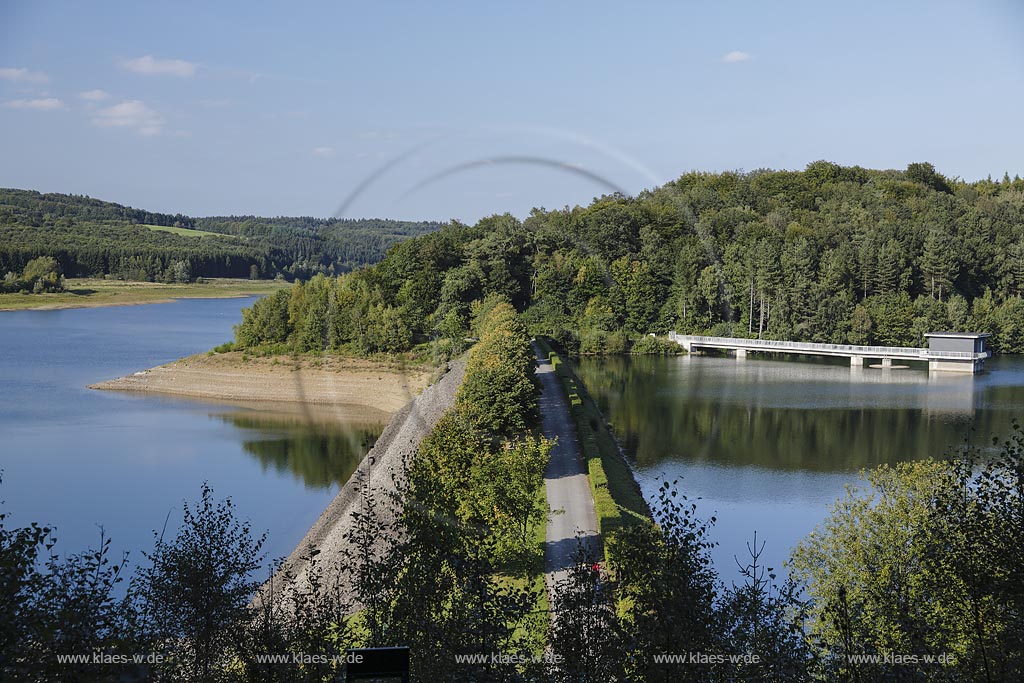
[234,162,1024,355]
[0,189,440,281]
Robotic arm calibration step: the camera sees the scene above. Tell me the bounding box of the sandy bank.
[89,351,433,414]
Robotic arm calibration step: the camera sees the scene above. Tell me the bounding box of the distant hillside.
[232,161,1024,355]
[0,189,441,281]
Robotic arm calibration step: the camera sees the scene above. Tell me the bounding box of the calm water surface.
[0,298,385,570]
[574,353,1024,582]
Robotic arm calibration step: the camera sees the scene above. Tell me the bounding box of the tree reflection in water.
[574,354,1024,473]
[213,405,387,489]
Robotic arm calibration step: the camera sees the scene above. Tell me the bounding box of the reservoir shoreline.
[0,277,287,312]
[89,351,433,415]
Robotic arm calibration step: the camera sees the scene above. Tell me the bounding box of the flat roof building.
[924,332,991,355]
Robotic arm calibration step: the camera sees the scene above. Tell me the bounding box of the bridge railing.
[668,333,985,360]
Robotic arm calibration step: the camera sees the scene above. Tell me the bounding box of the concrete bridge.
[667,332,991,374]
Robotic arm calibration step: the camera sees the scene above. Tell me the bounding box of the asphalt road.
[533,344,600,605]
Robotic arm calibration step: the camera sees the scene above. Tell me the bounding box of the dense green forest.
[235,161,1024,354]
[0,189,440,282]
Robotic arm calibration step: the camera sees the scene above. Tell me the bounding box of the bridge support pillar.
[850,356,864,367]
[881,357,893,368]
[735,349,747,360]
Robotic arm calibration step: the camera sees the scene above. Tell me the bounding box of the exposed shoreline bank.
[89,351,434,415]
[0,277,287,312]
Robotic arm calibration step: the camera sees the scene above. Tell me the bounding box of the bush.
[604,330,627,354]
[579,330,608,355]
[629,335,681,355]
[579,329,630,355]
[10,256,65,294]
[132,484,266,682]
[429,337,466,363]
[549,328,579,356]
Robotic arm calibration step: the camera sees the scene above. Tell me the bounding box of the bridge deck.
[668,333,988,362]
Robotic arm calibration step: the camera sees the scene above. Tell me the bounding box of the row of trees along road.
[232,162,1024,356]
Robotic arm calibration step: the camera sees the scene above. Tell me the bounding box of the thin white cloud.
[92,99,164,135]
[5,98,64,110]
[312,146,336,157]
[78,89,110,101]
[119,55,197,77]
[0,67,49,83]
[722,50,752,64]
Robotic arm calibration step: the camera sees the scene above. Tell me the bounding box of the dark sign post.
[344,647,410,683]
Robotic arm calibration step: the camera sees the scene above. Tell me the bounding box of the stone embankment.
[260,358,466,602]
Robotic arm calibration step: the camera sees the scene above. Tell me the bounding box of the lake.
[574,353,1024,583]
[0,298,385,573]
[8,303,1020,590]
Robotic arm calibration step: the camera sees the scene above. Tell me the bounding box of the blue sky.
[1,1,1022,222]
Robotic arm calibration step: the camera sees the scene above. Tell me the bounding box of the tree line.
[0,189,440,282]
[233,162,1024,355]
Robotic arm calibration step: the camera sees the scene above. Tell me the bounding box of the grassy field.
[0,277,288,311]
[141,223,235,238]
[537,338,651,563]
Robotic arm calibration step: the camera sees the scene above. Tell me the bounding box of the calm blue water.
[0,298,382,574]
[575,353,1024,584]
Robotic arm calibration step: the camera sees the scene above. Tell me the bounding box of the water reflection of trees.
[574,356,1023,473]
[215,411,385,489]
